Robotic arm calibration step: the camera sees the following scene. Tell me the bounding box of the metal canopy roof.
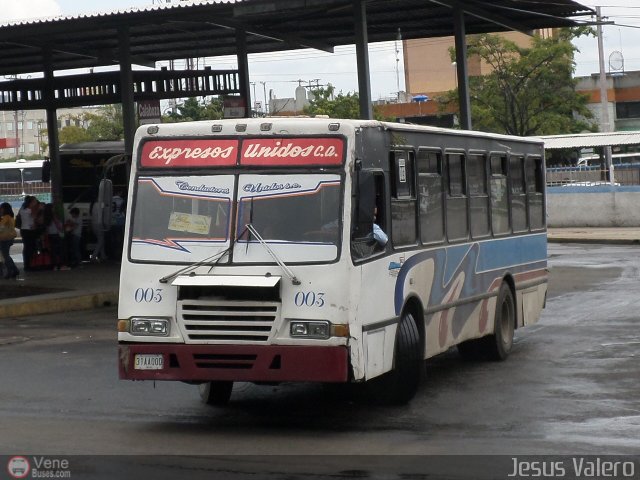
[540,131,640,149]
[0,0,593,76]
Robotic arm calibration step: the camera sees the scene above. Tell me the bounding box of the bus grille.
[177,300,280,343]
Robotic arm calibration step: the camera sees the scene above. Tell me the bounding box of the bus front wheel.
[199,381,233,406]
[367,311,423,405]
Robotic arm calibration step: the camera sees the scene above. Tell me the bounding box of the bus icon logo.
[7,456,30,479]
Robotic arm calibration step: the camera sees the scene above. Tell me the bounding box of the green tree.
[303,85,390,120]
[447,28,594,136]
[163,97,224,122]
[85,105,124,140]
[59,124,92,144]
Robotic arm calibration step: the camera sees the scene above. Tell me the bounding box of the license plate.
[134,354,164,370]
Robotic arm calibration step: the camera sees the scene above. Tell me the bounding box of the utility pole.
[395,28,402,101]
[261,81,268,115]
[597,6,615,184]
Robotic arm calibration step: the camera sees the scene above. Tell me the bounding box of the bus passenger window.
[390,151,417,247]
[445,152,468,242]
[417,149,444,244]
[468,153,490,239]
[509,155,527,232]
[490,154,510,235]
[526,156,545,230]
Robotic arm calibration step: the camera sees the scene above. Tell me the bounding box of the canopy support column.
[453,8,472,130]
[43,48,62,214]
[236,29,252,118]
[354,0,373,120]
[119,26,136,156]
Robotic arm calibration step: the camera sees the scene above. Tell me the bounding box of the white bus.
[0,159,51,208]
[117,118,547,405]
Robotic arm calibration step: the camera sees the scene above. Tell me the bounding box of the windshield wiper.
[158,225,251,284]
[245,223,301,285]
[158,247,231,284]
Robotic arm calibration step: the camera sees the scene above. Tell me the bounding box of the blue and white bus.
[117,118,547,405]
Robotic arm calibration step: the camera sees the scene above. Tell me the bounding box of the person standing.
[17,195,37,271]
[64,207,83,268]
[0,202,19,279]
[43,203,66,270]
[90,200,109,263]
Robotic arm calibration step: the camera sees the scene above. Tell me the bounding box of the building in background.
[402,30,554,97]
[375,29,555,125]
[0,107,101,160]
[575,71,640,131]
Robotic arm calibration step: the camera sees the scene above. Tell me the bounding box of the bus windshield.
[234,174,341,263]
[130,175,234,262]
[129,173,341,264]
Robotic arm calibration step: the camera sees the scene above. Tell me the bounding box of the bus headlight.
[129,318,170,336]
[290,321,330,339]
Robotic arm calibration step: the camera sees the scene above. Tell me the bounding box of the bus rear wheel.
[199,381,233,406]
[368,311,423,405]
[457,282,515,361]
[486,282,515,360]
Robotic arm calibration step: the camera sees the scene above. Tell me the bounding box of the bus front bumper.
[118,343,349,383]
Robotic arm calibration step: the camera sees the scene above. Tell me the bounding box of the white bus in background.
[577,151,640,167]
[117,118,548,405]
[0,159,51,208]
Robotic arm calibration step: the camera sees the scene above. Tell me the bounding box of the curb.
[0,291,118,319]
[547,237,640,245]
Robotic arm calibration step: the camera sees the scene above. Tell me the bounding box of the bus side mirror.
[354,170,375,238]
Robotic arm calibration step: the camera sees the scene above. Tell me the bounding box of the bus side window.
[468,152,490,239]
[490,154,510,235]
[445,152,468,242]
[351,169,385,259]
[417,149,444,244]
[390,150,417,247]
[526,156,545,230]
[509,155,527,233]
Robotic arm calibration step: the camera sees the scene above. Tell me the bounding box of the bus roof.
[135,118,543,146]
[0,159,45,168]
[59,141,125,154]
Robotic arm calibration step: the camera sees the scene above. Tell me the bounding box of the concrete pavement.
[1,227,639,319]
[0,261,119,319]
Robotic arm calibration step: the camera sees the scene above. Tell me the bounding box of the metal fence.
[0,182,51,206]
[546,166,640,187]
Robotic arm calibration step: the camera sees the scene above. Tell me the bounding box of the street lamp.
[452,62,458,90]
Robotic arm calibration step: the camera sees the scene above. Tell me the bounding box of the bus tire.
[485,282,515,361]
[368,311,422,405]
[199,381,233,406]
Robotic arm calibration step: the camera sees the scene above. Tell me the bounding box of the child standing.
[64,207,83,268]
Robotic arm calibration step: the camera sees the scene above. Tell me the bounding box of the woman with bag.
[0,202,19,279]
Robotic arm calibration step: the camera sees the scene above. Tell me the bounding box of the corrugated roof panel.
[540,132,640,149]
[0,0,236,28]
[0,0,594,77]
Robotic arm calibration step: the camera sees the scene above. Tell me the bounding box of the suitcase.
[30,250,53,270]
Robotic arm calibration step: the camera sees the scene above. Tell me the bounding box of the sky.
[2,0,640,101]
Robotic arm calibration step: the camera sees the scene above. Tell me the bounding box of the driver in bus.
[372,206,388,247]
